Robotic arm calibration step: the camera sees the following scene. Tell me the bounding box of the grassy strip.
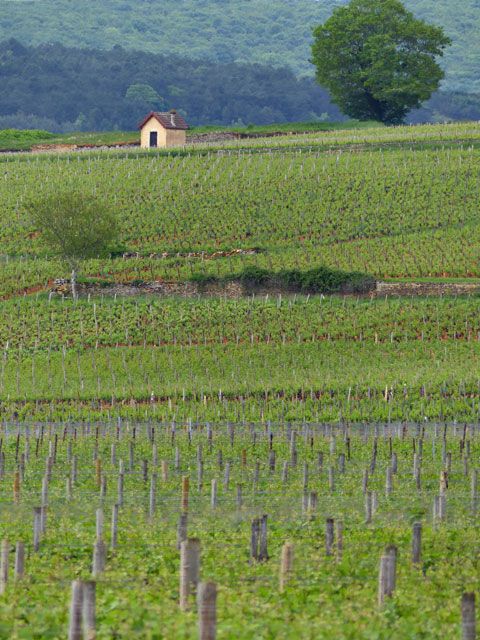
[0,128,56,151]
[385,276,480,284]
[188,119,379,135]
[0,120,377,151]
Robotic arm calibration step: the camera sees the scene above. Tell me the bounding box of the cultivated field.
[1,122,480,299]
[1,121,480,637]
[2,294,480,424]
[0,421,478,638]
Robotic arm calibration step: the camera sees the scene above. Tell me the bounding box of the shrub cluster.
[237,266,375,294]
[185,266,374,293]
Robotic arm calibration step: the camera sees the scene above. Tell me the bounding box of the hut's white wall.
[140,117,186,148]
[165,129,187,146]
[140,117,167,148]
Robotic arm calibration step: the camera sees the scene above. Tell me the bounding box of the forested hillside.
[0,41,342,131]
[0,40,478,132]
[0,0,478,91]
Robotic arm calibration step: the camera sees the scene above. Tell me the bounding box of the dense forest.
[0,40,341,131]
[0,0,478,92]
[0,41,478,132]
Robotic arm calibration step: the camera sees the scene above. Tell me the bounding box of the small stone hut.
[138,110,189,148]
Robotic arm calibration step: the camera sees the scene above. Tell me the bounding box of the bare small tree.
[26,191,118,299]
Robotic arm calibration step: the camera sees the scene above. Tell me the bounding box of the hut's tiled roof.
[138,110,189,130]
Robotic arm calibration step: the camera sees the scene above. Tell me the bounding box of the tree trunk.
[364,89,385,122]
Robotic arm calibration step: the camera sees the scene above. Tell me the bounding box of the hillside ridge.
[0,0,478,91]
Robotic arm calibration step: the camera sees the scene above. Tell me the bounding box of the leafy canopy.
[125,83,164,110]
[26,192,119,270]
[311,0,451,124]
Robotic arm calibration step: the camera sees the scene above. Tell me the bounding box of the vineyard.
[1,122,480,299]
[0,421,478,638]
[0,294,480,424]
[1,122,480,423]
[1,120,480,637]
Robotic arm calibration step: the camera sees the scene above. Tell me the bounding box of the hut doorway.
[149,131,158,147]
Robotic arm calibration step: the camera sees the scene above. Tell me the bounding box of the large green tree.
[311,0,451,124]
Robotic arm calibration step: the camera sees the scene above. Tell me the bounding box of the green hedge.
[237,266,375,294]
[189,266,376,293]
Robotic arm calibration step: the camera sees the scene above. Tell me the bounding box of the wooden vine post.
[33,507,42,552]
[13,470,20,504]
[279,542,294,592]
[95,459,102,488]
[68,580,96,640]
[412,522,422,565]
[179,537,201,610]
[325,518,335,557]
[198,582,217,640]
[0,539,8,594]
[68,580,84,640]
[92,538,106,577]
[378,545,397,607]
[181,476,190,513]
[83,580,96,640]
[14,541,25,581]
[462,592,476,640]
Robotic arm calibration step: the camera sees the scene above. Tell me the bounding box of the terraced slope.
[1,122,479,299]
[1,122,480,424]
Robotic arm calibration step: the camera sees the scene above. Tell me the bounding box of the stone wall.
[52,280,244,298]
[51,279,480,299]
[375,281,480,296]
